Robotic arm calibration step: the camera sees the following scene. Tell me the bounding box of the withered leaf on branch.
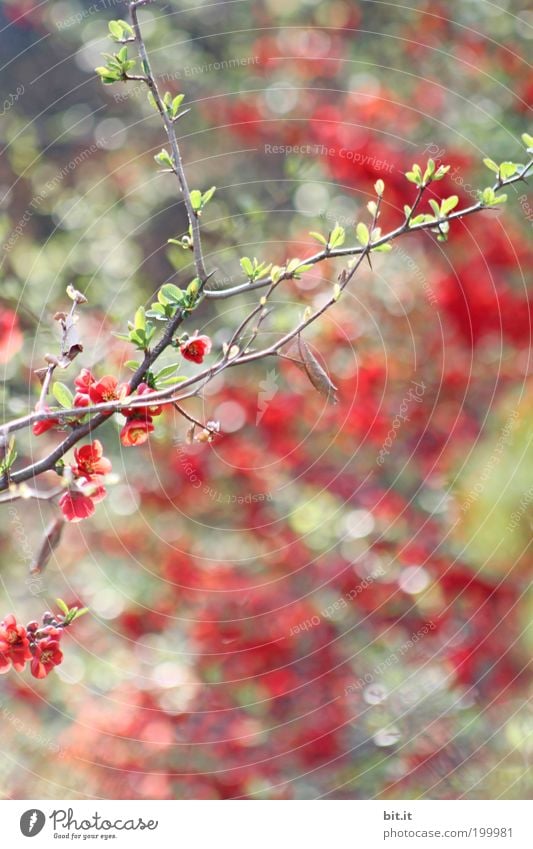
[59,313,83,364]
[286,337,338,404]
[30,516,65,575]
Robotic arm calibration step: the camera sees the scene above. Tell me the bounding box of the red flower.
[88,375,129,405]
[72,440,112,480]
[59,440,111,522]
[30,636,63,679]
[58,490,96,523]
[180,335,212,364]
[120,417,155,447]
[74,369,95,407]
[75,368,96,393]
[122,383,163,418]
[32,405,60,436]
[0,615,32,674]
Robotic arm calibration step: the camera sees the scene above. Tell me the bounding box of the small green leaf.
[56,598,69,616]
[240,257,254,277]
[356,221,370,246]
[146,303,168,319]
[171,94,185,118]
[0,436,17,473]
[286,257,303,274]
[374,179,385,196]
[423,158,436,183]
[190,190,203,212]
[158,375,188,386]
[291,263,313,278]
[499,161,520,180]
[155,363,180,381]
[409,214,429,227]
[271,265,284,283]
[481,187,497,205]
[521,132,533,151]
[187,278,201,299]
[329,223,345,249]
[483,157,499,174]
[441,195,459,215]
[134,306,146,331]
[160,283,185,304]
[66,606,89,623]
[372,243,393,253]
[309,231,328,246]
[95,67,120,84]
[108,20,123,40]
[117,19,134,36]
[52,382,74,409]
[202,186,216,206]
[129,329,145,346]
[154,149,174,169]
[433,164,450,180]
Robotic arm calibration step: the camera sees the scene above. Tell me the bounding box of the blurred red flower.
[0,615,32,674]
[0,309,23,363]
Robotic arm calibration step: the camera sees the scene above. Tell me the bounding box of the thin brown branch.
[130,1,209,286]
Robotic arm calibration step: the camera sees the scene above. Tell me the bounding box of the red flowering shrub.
[0,605,85,679]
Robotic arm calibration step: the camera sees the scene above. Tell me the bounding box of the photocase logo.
[20,809,46,837]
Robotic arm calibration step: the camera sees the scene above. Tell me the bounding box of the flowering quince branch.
[0,601,87,680]
[0,2,532,678]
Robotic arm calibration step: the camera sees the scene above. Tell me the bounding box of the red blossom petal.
[59,490,96,523]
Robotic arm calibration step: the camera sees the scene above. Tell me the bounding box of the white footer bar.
[2,800,530,848]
